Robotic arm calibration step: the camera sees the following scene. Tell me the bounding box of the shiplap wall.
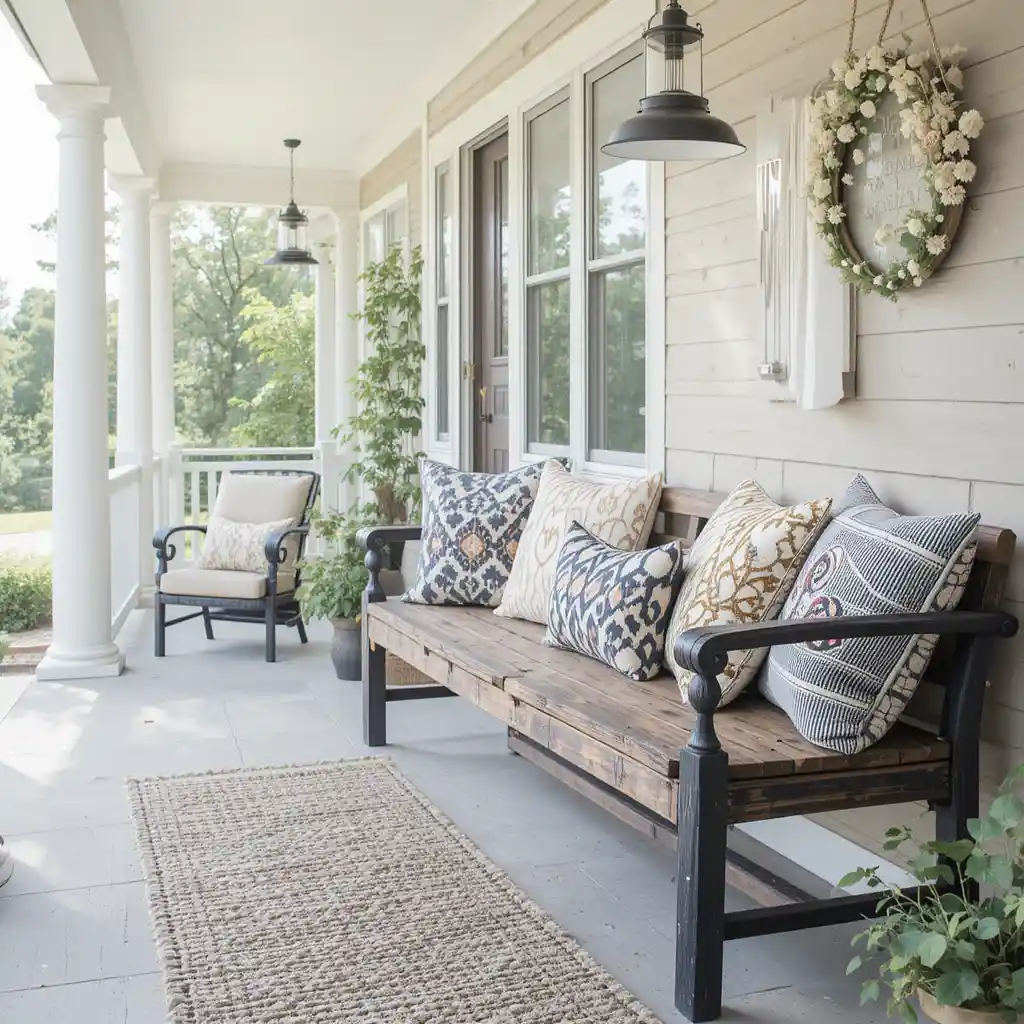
[663,0,1024,787]
[358,129,422,247]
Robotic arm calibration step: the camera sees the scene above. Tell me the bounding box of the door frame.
[459,119,509,472]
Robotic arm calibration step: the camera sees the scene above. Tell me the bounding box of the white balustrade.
[109,463,142,635]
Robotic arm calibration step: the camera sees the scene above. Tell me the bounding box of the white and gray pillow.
[759,475,979,754]
[404,459,564,607]
[544,522,686,681]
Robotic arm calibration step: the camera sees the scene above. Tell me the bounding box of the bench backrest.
[653,485,1017,692]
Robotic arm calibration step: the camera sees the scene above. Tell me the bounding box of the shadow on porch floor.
[0,612,903,1022]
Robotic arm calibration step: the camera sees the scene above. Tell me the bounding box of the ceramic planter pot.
[918,989,1004,1024]
[329,617,361,681]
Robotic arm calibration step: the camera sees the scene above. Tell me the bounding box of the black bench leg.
[154,600,166,657]
[202,606,214,640]
[296,618,308,644]
[361,547,387,746]
[676,673,730,1023]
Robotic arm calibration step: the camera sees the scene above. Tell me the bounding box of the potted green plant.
[336,243,425,588]
[297,509,368,680]
[844,766,1024,1024]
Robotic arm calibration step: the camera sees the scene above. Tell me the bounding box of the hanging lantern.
[266,139,318,266]
[602,1,745,162]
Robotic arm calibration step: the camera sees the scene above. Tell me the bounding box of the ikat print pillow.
[545,522,686,681]
[758,475,980,754]
[496,461,663,625]
[664,480,832,707]
[403,458,565,607]
[199,514,295,574]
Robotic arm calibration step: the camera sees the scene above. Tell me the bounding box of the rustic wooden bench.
[358,487,1018,1022]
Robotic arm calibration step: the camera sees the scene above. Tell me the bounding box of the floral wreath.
[807,41,983,299]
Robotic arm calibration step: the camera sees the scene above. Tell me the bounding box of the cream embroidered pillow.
[495,462,662,625]
[199,515,295,574]
[664,480,832,706]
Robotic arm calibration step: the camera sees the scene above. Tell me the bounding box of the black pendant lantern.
[602,2,745,162]
[266,139,318,266]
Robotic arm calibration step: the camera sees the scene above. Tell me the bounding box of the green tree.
[229,291,315,447]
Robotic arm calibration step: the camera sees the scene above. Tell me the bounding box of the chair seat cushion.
[160,568,296,600]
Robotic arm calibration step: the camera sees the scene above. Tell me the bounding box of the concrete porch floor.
[0,612,899,1023]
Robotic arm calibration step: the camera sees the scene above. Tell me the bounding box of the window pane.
[365,214,385,265]
[498,157,509,356]
[526,279,570,448]
[592,57,646,258]
[528,99,571,275]
[437,167,451,298]
[386,201,407,249]
[436,304,449,438]
[588,263,645,455]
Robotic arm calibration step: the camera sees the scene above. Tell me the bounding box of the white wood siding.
[663,0,1024,791]
[359,130,422,246]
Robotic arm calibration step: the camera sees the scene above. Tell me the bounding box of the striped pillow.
[758,475,979,754]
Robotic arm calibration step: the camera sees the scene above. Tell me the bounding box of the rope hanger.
[845,0,951,93]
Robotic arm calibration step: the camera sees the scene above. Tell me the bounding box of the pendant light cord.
[289,148,296,203]
[845,0,949,92]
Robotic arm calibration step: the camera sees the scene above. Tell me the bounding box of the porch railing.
[109,463,142,635]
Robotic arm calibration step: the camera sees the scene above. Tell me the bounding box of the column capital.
[109,174,157,200]
[36,84,112,123]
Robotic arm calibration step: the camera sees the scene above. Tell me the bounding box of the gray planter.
[329,618,361,681]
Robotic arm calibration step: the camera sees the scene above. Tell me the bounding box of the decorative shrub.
[0,562,53,633]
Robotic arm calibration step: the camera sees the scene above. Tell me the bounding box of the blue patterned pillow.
[759,475,980,753]
[544,522,686,681]
[404,459,564,607]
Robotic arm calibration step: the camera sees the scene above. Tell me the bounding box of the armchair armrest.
[357,525,422,603]
[265,524,309,567]
[675,610,1019,679]
[153,524,208,570]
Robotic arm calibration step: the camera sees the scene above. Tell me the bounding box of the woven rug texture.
[129,758,662,1023]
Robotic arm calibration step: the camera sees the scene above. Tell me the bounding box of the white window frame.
[423,0,665,479]
[434,162,453,443]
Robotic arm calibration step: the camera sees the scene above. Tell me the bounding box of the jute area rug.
[129,758,662,1023]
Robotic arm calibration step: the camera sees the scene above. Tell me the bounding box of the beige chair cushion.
[199,515,294,573]
[210,472,314,569]
[160,568,296,601]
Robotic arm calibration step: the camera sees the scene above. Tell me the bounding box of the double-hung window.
[435,165,453,441]
[522,45,647,470]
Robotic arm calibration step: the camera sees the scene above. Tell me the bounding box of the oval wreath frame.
[807,44,983,300]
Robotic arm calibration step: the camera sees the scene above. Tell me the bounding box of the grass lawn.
[0,510,52,535]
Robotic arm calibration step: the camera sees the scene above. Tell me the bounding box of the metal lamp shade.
[602,93,745,162]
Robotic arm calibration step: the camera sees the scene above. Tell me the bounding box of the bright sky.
[0,17,58,303]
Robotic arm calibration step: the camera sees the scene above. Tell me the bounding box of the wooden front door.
[472,133,510,473]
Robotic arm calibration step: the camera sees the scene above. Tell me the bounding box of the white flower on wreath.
[959,109,984,139]
[827,204,846,225]
[874,225,894,247]
[866,45,887,72]
[845,69,863,90]
[860,100,877,119]
[842,173,855,186]
[946,65,964,89]
[811,204,828,225]
[837,123,857,144]
[823,151,840,170]
[907,259,921,277]
[932,162,957,192]
[826,89,842,111]
[874,74,888,92]
[907,51,926,69]
[942,184,967,206]
[873,275,884,286]
[852,148,865,165]
[812,178,832,199]
[914,276,924,287]
[926,234,948,255]
[852,264,862,275]
[906,217,926,238]
[943,131,969,156]
[954,159,976,182]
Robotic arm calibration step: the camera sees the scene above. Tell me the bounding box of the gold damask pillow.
[199,514,295,575]
[495,462,662,625]
[665,480,832,706]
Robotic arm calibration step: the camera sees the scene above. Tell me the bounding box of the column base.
[36,644,125,681]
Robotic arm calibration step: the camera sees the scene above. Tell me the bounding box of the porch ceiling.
[113,0,519,176]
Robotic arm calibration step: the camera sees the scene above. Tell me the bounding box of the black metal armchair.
[153,469,320,662]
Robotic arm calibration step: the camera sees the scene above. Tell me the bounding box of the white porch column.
[150,201,175,530]
[36,84,124,680]
[112,176,156,602]
[314,240,337,445]
[334,213,359,510]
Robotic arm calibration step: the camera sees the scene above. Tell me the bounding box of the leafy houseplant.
[845,766,1024,1023]
[337,244,425,526]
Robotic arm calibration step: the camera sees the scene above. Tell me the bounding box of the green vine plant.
[336,244,425,525]
[297,506,371,623]
[844,765,1024,1022]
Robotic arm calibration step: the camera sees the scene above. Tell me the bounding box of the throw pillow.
[759,474,980,754]
[403,458,562,607]
[199,514,295,574]
[496,461,662,624]
[545,523,686,681]
[664,480,832,706]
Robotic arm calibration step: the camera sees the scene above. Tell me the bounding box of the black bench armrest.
[675,610,1019,679]
[265,524,309,567]
[358,525,422,603]
[153,524,208,578]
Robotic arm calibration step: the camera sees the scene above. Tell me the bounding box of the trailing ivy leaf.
[838,868,870,888]
[932,839,975,863]
[860,980,880,1005]
[846,955,862,976]
[990,794,1024,831]
[1011,968,1024,1001]
[934,969,981,1007]
[953,939,978,961]
[973,917,1001,940]
[917,932,948,968]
